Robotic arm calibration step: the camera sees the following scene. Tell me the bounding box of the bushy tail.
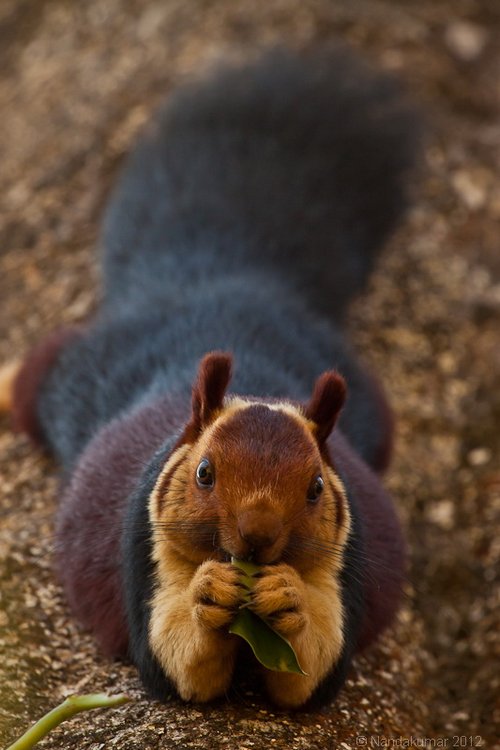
[103,45,421,319]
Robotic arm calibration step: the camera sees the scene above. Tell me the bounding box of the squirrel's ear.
[304,371,346,446]
[189,351,233,435]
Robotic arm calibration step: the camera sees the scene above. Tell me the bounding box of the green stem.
[229,557,307,675]
[6,693,130,750]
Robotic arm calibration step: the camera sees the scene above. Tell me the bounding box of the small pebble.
[445,21,488,61]
[467,447,492,466]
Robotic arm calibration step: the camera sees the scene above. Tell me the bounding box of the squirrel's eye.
[196,458,215,489]
[307,475,324,503]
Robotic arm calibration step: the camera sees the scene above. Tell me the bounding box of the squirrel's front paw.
[191,560,244,631]
[251,564,308,637]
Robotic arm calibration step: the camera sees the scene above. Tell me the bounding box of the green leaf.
[230,557,307,675]
[229,608,306,674]
[6,693,130,750]
[231,557,260,604]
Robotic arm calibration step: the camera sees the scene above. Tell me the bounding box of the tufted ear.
[188,351,233,437]
[304,370,346,447]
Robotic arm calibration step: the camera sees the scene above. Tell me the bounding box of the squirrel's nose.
[238,508,283,549]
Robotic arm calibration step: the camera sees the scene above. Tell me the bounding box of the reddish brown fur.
[154,358,349,574]
[203,404,325,566]
[304,371,346,447]
[154,398,345,574]
[182,351,233,443]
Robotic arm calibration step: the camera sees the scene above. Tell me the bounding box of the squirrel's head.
[150,352,351,572]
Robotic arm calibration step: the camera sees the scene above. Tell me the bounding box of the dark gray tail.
[102,45,421,319]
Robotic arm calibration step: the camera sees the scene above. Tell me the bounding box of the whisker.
[284,533,409,594]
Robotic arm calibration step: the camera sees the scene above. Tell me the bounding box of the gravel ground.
[0,1,499,748]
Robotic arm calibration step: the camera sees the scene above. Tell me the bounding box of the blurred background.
[0,1,499,748]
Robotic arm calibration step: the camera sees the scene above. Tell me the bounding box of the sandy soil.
[0,1,499,748]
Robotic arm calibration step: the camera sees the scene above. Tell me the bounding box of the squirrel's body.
[9,46,418,708]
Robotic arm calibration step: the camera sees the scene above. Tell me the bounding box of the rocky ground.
[0,1,499,748]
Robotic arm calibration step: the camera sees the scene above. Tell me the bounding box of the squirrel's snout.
[237,508,283,551]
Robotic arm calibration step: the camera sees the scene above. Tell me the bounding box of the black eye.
[196,458,215,489]
[307,475,324,503]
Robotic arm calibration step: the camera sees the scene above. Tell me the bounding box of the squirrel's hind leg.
[5,327,81,445]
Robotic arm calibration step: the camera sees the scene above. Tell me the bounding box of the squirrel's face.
[149,353,351,573]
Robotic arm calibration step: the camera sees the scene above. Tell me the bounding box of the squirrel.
[2,45,420,709]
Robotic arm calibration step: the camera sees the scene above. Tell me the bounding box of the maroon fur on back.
[12,328,81,444]
[55,393,190,657]
[362,371,394,474]
[330,430,406,650]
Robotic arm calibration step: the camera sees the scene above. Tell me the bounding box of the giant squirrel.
[3,45,420,708]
